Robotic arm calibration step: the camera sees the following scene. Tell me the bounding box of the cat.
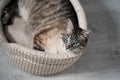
[3,0,90,54]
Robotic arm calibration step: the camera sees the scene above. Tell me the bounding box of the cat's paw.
[1,11,11,24]
[1,5,15,25]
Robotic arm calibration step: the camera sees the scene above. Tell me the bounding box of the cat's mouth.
[65,44,71,49]
[66,45,78,51]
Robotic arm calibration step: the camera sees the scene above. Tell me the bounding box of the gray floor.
[0,0,120,80]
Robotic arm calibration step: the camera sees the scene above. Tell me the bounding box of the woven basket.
[0,0,88,75]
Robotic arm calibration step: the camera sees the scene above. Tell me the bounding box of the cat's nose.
[66,44,71,49]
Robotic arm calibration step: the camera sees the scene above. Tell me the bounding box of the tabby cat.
[2,0,90,54]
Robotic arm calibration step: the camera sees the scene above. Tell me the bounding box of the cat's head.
[61,19,90,52]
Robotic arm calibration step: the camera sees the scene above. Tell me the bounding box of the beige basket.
[0,0,88,75]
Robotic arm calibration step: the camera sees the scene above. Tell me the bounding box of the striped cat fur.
[3,0,89,54]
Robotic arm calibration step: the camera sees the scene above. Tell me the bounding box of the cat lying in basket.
[2,0,90,54]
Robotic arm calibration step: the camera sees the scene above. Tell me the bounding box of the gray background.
[0,0,120,80]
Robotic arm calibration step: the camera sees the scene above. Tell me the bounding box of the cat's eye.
[64,39,68,43]
[62,34,70,43]
[62,36,68,43]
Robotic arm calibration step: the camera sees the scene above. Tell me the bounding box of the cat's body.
[3,0,90,54]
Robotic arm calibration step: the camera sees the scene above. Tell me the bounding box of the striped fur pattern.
[4,0,89,54]
[18,0,79,51]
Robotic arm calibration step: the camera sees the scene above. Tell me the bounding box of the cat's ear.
[81,29,92,38]
[64,19,74,34]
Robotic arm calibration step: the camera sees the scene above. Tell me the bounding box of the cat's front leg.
[0,0,11,20]
[1,9,12,24]
[1,0,17,25]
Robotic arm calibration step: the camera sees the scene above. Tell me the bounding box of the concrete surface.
[0,0,120,80]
